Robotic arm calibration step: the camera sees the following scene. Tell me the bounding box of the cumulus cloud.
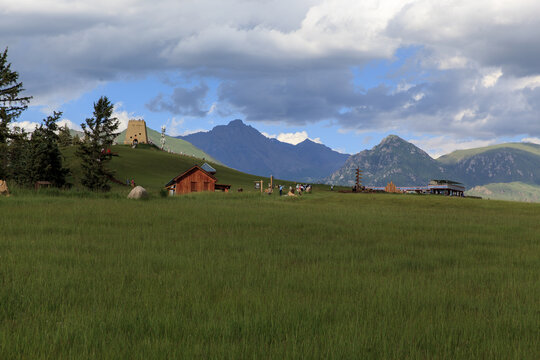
[10,118,82,133]
[4,0,540,143]
[262,130,322,145]
[57,118,82,131]
[410,136,497,158]
[146,84,210,117]
[111,103,140,131]
[521,137,540,145]
[9,121,40,133]
[180,128,208,136]
[163,117,185,137]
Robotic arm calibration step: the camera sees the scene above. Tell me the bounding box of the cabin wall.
[175,170,216,194]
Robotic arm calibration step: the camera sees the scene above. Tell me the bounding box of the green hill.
[466,182,540,202]
[438,142,540,164]
[63,144,305,193]
[116,128,219,163]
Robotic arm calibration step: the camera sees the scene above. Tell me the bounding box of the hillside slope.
[438,142,540,164]
[116,128,219,163]
[442,147,540,187]
[466,182,540,202]
[62,144,301,193]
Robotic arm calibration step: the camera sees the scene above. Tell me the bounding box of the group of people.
[100,148,113,158]
[277,184,312,196]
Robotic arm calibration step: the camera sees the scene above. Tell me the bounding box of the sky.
[3,0,540,157]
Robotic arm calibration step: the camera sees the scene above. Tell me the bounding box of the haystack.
[0,180,10,196]
[127,186,148,199]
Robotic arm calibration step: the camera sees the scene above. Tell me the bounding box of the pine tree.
[58,124,73,147]
[27,112,69,187]
[6,126,31,186]
[0,47,32,179]
[77,96,119,191]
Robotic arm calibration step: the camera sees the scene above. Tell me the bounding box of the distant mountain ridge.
[326,135,447,187]
[327,135,540,193]
[179,119,349,181]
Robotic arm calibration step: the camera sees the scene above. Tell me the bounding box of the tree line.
[0,48,119,192]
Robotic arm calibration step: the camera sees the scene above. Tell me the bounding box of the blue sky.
[5,0,540,157]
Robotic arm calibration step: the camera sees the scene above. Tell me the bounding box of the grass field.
[61,144,314,194]
[1,191,539,359]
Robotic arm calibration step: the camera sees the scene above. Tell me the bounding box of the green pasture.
[1,192,539,359]
[115,128,220,164]
[62,144,318,193]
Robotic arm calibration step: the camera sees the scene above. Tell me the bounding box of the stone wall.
[124,120,148,145]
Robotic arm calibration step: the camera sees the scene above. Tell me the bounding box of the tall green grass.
[1,193,539,358]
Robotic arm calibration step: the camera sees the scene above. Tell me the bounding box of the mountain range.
[326,135,540,191]
[69,120,540,201]
[179,120,349,181]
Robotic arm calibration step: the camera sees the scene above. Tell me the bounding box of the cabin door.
[191,181,197,192]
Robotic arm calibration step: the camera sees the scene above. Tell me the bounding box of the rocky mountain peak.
[227,119,245,126]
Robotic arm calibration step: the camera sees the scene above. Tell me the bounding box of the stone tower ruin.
[124,119,148,145]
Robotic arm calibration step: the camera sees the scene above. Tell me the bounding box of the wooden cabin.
[165,165,217,195]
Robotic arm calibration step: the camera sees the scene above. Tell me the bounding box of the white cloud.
[521,137,540,144]
[261,132,276,139]
[5,0,540,144]
[332,147,347,154]
[510,75,540,90]
[410,136,497,158]
[180,129,208,136]
[263,130,322,145]
[481,69,503,88]
[57,118,82,131]
[112,103,141,131]
[164,117,185,137]
[9,121,40,133]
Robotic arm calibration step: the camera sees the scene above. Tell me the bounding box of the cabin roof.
[429,179,463,185]
[201,163,216,174]
[165,165,218,187]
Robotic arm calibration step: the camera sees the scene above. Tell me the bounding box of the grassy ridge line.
[437,142,540,163]
[61,144,321,193]
[116,128,220,163]
[0,193,539,358]
[466,181,540,202]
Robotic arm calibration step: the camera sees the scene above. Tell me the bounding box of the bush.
[159,188,168,198]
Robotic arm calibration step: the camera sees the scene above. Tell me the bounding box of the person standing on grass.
[279,185,283,196]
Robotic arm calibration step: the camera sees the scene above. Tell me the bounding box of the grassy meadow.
[1,190,539,359]
[61,144,309,194]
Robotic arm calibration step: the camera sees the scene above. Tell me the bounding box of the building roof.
[165,165,218,187]
[201,162,216,174]
[429,179,463,185]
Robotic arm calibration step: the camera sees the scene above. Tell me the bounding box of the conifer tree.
[58,124,73,147]
[77,96,119,191]
[6,126,30,186]
[27,112,69,187]
[0,47,32,179]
